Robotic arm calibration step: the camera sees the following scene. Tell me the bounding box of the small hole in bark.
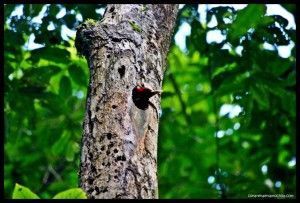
[113,149,118,153]
[138,61,143,67]
[108,143,114,148]
[107,162,111,166]
[112,38,121,42]
[95,186,100,194]
[154,50,158,55]
[91,165,96,173]
[147,68,151,74]
[118,65,125,78]
[126,85,129,89]
[87,188,94,194]
[134,65,138,72]
[96,106,100,111]
[112,105,117,109]
[116,155,126,161]
[102,162,105,166]
[107,54,110,58]
[107,133,112,140]
[109,6,115,12]
[106,150,111,155]
[88,177,94,185]
[155,33,160,40]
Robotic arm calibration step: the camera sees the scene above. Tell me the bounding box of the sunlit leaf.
[53,188,87,199]
[12,183,40,199]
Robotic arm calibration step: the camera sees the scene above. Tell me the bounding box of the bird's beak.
[149,90,163,98]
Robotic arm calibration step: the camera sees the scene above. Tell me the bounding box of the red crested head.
[135,87,147,92]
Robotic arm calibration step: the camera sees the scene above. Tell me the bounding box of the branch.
[168,72,191,124]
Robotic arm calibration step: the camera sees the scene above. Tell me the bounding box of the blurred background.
[4,4,296,198]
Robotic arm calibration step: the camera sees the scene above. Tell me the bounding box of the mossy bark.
[76,4,178,199]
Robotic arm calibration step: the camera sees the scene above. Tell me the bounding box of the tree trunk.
[75,4,178,199]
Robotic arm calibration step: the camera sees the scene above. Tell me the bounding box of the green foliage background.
[4,4,296,199]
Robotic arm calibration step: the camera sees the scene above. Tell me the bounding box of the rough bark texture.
[75,4,178,199]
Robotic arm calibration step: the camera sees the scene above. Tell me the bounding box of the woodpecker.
[132,83,161,110]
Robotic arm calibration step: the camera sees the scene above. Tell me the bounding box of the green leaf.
[4,4,17,19]
[23,4,44,17]
[283,70,296,87]
[65,142,80,162]
[48,4,61,16]
[254,50,291,76]
[51,131,71,156]
[161,91,176,98]
[279,134,290,146]
[228,4,266,41]
[281,4,295,17]
[213,71,247,96]
[39,92,66,114]
[29,47,70,64]
[22,65,61,87]
[186,19,206,53]
[63,14,77,29]
[53,188,87,199]
[35,30,62,46]
[76,4,104,20]
[12,183,40,199]
[250,84,269,110]
[68,64,87,86]
[278,150,289,165]
[59,76,72,98]
[281,92,295,118]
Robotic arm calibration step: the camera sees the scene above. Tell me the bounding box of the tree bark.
[75,4,178,199]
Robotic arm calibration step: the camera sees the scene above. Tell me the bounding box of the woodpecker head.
[132,82,161,110]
